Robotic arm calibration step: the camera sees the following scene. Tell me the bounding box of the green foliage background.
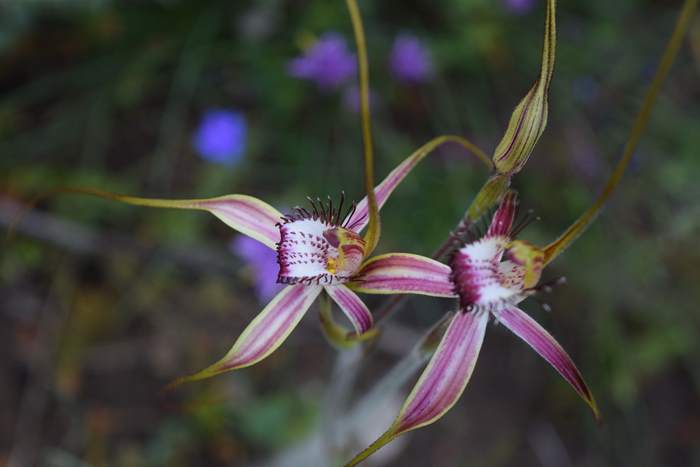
[1,1,699,466]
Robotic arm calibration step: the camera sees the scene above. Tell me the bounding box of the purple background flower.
[288,33,357,90]
[193,109,247,165]
[230,235,283,303]
[504,0,536,14]
[390,34,433,84]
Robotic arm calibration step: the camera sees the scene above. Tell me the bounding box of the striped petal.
[318,293,378,349]
[325,285,374,335]
[495,305,600,419]
[73,190,283,249]
[200,195,283,249]
[347,311,488,465]
[349,253,456,297]
[169,285,322,386]
[393,311,488,434]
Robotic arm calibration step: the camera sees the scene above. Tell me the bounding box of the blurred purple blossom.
[230,235,283,303]
[288,33,357,90]
[193,110,247,165]
[390,34,433,84]
[504,0,536,14]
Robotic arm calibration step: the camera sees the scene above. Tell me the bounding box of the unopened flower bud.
[492,0,555,175]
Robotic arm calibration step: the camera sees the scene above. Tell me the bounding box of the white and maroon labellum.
[451,235,528,310]
[277,196,366,285]
[449,191,542,311]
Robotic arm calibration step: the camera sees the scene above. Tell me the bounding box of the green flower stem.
[345,0,381,255]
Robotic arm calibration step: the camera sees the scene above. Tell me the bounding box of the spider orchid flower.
[347,0,697,455]
[346,191,598,466]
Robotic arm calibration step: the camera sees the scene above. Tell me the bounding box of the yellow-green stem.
[417,134,493,169]
[345,0,380,255]
[541,0,556,89]
[54,187,204,210]
[344,429,397,467]
[543,0,698,264]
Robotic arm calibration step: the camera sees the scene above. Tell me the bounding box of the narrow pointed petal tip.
[495,306,599,419]
[344,429,397,467]
[167,285,322,388]
[349,253,456,297]
[346,312,488,466]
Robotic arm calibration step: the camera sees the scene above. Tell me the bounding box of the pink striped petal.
[170,285,322,386]
[486,190,518,237]
[350,253,456,297]
[324,285,374,335]
[495,305,600,418]
[394,310,488,434]
[344,311,487,467]
[195,195,283,249]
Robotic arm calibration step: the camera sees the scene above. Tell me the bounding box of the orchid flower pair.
[59,0,696,464]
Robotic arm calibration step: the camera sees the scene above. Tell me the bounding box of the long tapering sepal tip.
[587,393,602,423]
[164,361,238,391]
[344,428,398,467]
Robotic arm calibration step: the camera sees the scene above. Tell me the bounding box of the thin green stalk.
[345,0,380,255]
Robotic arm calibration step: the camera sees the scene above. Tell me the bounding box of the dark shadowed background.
[2,0,699,466]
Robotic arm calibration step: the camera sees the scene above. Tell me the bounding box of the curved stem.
[543,0,698,264]
[345,0,380,255]
[414,134,493,169]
